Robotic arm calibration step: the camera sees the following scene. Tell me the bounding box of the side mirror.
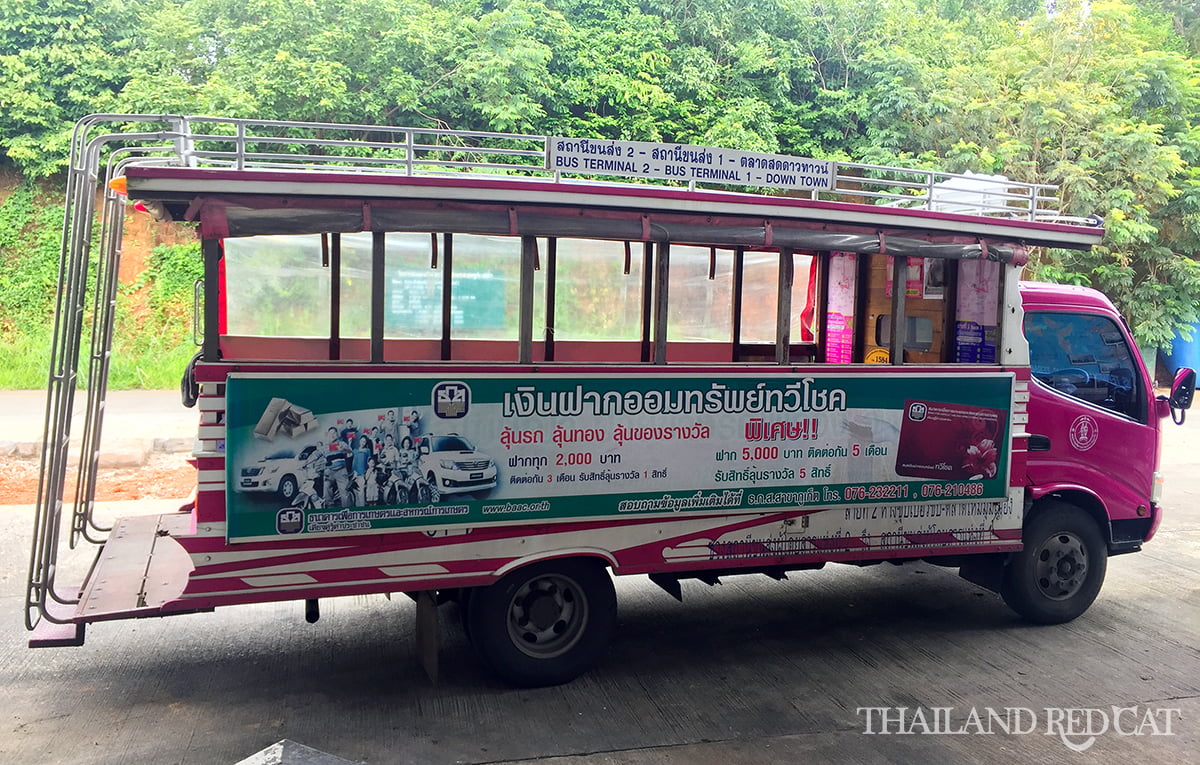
[1169,367,1195,424]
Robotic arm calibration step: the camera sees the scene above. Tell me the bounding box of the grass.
[0,327,198,390]
[109,330,200,390]
[0,330,54,389]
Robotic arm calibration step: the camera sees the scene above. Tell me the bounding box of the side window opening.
[1024,311,1144,421]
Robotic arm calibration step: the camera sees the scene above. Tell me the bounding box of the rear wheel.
[466,559,617,687]
[1001,501,1107,624]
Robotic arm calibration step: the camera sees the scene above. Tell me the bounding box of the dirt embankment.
[1,178,199,506]
[0,452,197,506]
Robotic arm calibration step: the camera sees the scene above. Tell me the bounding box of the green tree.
[0,0,145,176]
[867,0,1200,349]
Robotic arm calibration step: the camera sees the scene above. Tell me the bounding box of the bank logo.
[276,508,304,534]
[433,382,470,419]
[907,402,928,421]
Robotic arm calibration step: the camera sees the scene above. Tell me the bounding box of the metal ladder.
[26,115,188,632]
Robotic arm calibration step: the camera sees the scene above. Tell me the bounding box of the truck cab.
[1021,282,1174,554]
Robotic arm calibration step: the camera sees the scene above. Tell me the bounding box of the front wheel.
[1001,501,1107,624]
[465,559,617,687]
[278,475,298,502]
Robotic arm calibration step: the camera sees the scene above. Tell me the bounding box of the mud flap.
[414,590,440,684]
[959,553,1007,593]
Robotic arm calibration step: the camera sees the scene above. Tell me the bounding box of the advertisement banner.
[956,259,1001,363]
[225,372,1013,541]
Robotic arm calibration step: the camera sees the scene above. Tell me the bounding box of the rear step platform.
[29,512,195,647]
[29,618,86,648]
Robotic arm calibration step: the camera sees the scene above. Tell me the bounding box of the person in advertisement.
[364,455,381,505]
[340,418,359,446]
[385,409,402,447]
[322,426,351,507]
[351,434,372,507]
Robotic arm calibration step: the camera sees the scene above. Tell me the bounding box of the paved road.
[1,401,1198,763]
[0,389,195,462]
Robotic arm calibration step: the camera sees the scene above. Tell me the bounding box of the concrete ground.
[1,392,1198,764]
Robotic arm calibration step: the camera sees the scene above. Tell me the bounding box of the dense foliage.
[2,0,1199,377]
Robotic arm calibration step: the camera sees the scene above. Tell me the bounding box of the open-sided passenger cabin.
[117,139,1093,377]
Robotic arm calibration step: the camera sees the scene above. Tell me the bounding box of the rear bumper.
[1146,501,1163,542]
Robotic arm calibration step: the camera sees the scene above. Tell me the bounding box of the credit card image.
[894,399,1006,480]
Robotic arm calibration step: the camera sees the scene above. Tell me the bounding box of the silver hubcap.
[506,573,588,659]
[1034,531,1089,600]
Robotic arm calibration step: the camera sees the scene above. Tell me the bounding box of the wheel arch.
[493,549,618,579]
[1026,486,1111,544]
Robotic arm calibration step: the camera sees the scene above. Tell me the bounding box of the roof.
[125,165,1105,252]
[1019,280,1120,312]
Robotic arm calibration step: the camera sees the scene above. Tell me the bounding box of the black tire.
[1001,501,1107,624]
[278,475,298,502]
[466,558,617,687]
[408,482,431,504]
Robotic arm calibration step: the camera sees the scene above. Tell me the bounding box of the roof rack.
[80,114,1081,224]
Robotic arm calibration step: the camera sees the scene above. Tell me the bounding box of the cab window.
[1024,311,1144,421]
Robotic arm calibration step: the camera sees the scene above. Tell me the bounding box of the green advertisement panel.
[225,372,1013,541]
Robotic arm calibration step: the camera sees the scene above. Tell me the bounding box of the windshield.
[431,436,473,452]
[1024,310,1145,421]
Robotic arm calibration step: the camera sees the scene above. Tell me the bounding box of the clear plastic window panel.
[223,235,329,337]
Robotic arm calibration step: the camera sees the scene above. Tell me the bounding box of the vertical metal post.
[853,253,872,363]
[519,236,536,364]
[653,242,670,365]
[202,238,221,362]
[776,248,794,365]
[889,255,908,365]
[815,252,830,362]
[371,232,385,363]
[995,260,1009,364]
[640,242,654,363]
[545,238,557,361]
[329,234,341,361]
[235,122,246,171]
[178,116,196,168]
[731,247,745,361]
[441,234,453,361]
[943,259,960,363]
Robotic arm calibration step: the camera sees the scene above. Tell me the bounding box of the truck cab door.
[1023,309,1157,529]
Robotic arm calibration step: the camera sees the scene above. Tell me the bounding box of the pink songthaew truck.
[26,116,1195,686]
